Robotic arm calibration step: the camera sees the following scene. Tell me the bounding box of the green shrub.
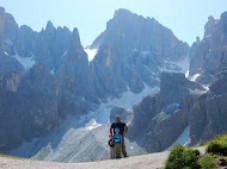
[183,149,201,168]
[165,144,201,169]
[207,134,227,156]
[198,155,217,169]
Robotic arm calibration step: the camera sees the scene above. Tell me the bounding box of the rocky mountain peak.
[0,8,19,55]
[204,16,216,37]
[45,20,55,32]
[41,20,56,38]
[90,8,189,97]
[0,6,5,14]
[113,8,141,20]
[0,7,18,35]
[66,28,85,60]
[3,6,226,158]
[220,11,227,35]
[70,28,82,49]
[189,11,227,84]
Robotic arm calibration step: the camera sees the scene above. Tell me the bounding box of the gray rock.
[189,11,227,84]
[0,7,19,55]
[56,28,92,117]
[128,72,205,151]
[128,94,161,143]
[188,11,227,144]
[109,106,133,124]
[91,9,189,97]
[190,71,227,143]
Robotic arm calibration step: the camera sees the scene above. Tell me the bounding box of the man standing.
[110,115,128,157]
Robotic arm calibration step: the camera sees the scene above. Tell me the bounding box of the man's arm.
[124,124,128,134]
[110,124,113,135]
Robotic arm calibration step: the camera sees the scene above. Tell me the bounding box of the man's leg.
[110,147,115,159]
[122,136,128,157]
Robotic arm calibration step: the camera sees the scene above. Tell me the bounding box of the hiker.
[109,115,128,158]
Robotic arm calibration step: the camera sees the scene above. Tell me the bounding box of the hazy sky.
[0,0,227,46]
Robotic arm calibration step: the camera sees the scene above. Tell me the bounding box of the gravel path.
[0,151,169,169]
[0,147,205,169]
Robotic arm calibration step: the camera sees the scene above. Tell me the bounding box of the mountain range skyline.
[0,4,227,163]
[1,0,227,46]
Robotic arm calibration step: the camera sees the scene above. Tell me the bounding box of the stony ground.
[0,151,169,169]
[0,147,206,169]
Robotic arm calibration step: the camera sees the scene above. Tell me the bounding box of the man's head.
[115,115,121,123]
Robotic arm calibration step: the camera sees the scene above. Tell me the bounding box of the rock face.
[3,5,227,157]
[128,72,205,152]
[56,28,94,117]
[128,94,161,143]
[190,71,227,144]
[0,7,89,152]
[91,9,189,97]
[0,7,19,55]
[188,11,227,144]
[189,12,227,84]
[110,107,133,124]
[129,11,227,151]
[0,7,189,153]
[0,54,24,152]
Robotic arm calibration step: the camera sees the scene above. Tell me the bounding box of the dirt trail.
[0,151,169,169]
[0,147,205,169]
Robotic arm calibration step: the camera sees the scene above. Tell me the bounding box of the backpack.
[108,138,115,147]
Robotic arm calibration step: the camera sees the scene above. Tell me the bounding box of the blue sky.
[0,0,227,46]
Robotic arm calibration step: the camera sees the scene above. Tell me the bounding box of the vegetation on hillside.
[164,134,227,169]
[207,134,227,156]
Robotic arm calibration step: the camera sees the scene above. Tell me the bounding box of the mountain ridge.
[0,5,226,163]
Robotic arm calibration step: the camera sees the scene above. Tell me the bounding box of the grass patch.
[198,155,217,169]
[207,134,227,156]
[164,134,227,169]
[0,154,25,160]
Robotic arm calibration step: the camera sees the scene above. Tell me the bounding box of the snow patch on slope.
[87,85,159,124]
[12,54,35,69]
[50,69,55,75]
[176,56,190,73]
[185,70,189,78]
[166,126,191,150]
[30,124,145,163]
[174,126,191,146]
[84,48,98,62]
[159,56,190,74]
[10,85,155,162]
[190,73,201,81]
[85,119,102,130]
[202,85,209,91]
